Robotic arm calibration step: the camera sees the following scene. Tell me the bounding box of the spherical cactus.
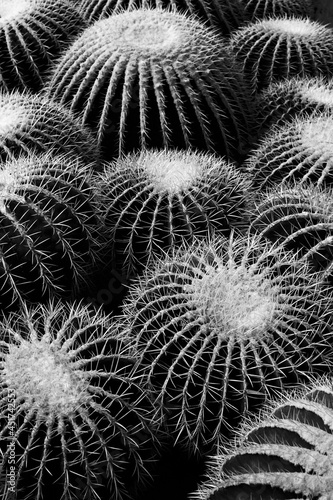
[228,16,333,93]
[241,0,314,22]
[0,90,100,166]
[44,7,255,162]
[0,300,160,500]
[245,112,333,190]
[121,234,333,453]
[0,152,104,312]
[79,0,246,35]
[249,183,333,279]
[193,376,333,500]
[255,76,333,136]
[100,149,252,278]
[0,0,86,92]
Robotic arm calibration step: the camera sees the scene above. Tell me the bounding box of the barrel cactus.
[45,7,254,162]
[246,112,333,190]
[0,90,100,166]
[241,0,314,22]
[100,149,252,278]
[121,234,333,452]
[228,16,333,93]
[0,152,104,312]
[79,0,246,35]
[0,0,86,93]
[193,376,333,500]
[0,300,160,499]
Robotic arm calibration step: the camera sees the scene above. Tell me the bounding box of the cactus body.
[100,149,252,278]
[122,235,333,452]
[241,0,314,22]
[0,91,100,166]
[229,16,333,92]
[79,0,245,35]
[246,112,333,190]
[0,0,86,92]
[193,377,333,500]
[0,153,103,311]
[45,8,254,162]
[0,300,159,499]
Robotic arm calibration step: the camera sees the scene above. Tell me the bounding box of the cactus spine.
[241,0,314,22]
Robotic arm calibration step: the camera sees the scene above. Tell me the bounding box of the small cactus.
[245,112,333,190]
[0,0,86,92]
[241,0,314,22]
[0,300,160,500]
[100,149,252,278]
[0,90,100,166]
[121,234,333,452]
[0,152,104,312]
[193,376,333,500]
[45,7,254,162]
[79,0,246,35]
[228,16,333,93]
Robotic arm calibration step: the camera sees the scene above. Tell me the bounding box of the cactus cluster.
[0,0,86,92]
[100,149,252,278]
[228,16,333,92]
[122,234,333,452]
[0,300,160,499]
[241,0,314,22]
[193,376,333,499]
[45,7,254,162]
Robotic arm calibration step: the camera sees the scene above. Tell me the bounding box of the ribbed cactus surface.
[0,91,100,165]
[229,16,333,92]
[193,377,333,499]
[0,153,103,311]
[100,149,252,278]
[246,112,333,189]
[0,301,159,499]
[122,235,333,452]
[0,0,86,92]
[241,0,314,21]
[45,8,254,162]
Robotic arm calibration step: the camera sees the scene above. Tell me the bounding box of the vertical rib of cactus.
[242,0,314,21]
[121,234,333,452]
[228,16,333,93]
[44,8,254,162]
[0,300,160,500]
[99,149,252,278]
[192,376,333,500]
[0,0,87,92]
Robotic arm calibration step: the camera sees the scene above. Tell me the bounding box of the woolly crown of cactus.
[193,375,333,500]
[228,15,333,92]
[121,234,333,452]
[0,152,104,311]
[100,149,252,278]
[246,111,333,190]
[0,300,160,500]
[0,0,86,92]
[79,0,245,35]
[0,90,100,165]
[241,0,314,22]
[255,76,333,136]
[45,7,254,162]
[249,183,333,280]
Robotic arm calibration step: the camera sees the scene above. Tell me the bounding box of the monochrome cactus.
[100,149,252,278]
[228,16,333,92]
[0,300,160,499]
[241,0,314,22]
[0,0,86,92]
[193,376,333,500]
[121,234,333,452]
[0,153,104,312]
[246,112,333,190]
[45,7,254,162]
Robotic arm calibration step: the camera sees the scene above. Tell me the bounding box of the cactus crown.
[0,0,30,19]
[261,15,318,35]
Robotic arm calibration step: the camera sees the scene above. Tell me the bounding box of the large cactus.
[45,7,254,162]
[0,300,160,499]
[100,149,252,278]
[193,376,333,500]
[121,234,333,453]
[0,0,86,92]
